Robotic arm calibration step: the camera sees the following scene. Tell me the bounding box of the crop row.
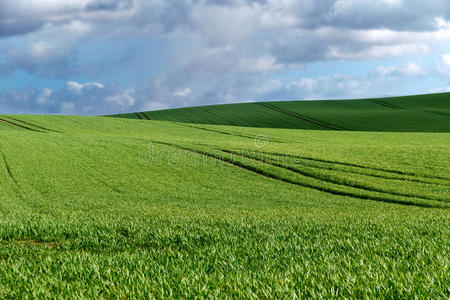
[153,141,448,208]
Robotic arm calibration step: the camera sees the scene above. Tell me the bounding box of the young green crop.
[0,114,448,298]
[111,92,450,132]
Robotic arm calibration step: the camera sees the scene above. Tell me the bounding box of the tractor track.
[152,141,444,208]
[263,151,450,184]
[422,110,450,117]
[368,99,403,109]
[221,149,448,203]
[260,103,346,131]
[1,152,17,185]
[174,123,287,144]
[75,149,124,195]
[291,157,448,186]
[0,118,44,133]
[5,117,61,133]
[368,100,450,120]
[140,112,150,120]
[199,107,226,121]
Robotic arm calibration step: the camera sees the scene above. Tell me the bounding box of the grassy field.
[0,98,449,298]
[111,92,450,132]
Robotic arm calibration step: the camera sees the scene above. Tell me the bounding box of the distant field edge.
[107,92,450,132]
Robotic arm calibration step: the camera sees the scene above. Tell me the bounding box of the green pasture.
[0,112,448,298]
[112,92,450,132]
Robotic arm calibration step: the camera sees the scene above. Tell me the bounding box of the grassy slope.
[0,114,448,298]
[111,93,450,132]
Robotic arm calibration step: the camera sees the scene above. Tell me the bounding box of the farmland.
[112,92,450,132]
[0,95,449,298]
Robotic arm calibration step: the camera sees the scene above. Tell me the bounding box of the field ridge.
[109,92,450,132]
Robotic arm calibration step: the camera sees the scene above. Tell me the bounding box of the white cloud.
[401,63,428,76]
[436,54,450,76]
[381,0,403,6]
[173,88,192,97]
[238,56,286,73]
[442,54,450,67]
[67,81,105,92]
[287,78,318,92]
[105,89,135,108]
[60,102,75,114]
[374,63,428,78]
[328,43,430,60]
[260,74,373,100]
[429,86,450,93]
[435,17,450,29]
[66,81,84,92]
[36,88,53,105]
[141,102,169,111]
[30,41,55,58]
[252,78,283,96]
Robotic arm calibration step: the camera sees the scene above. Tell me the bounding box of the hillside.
[110,92,450,132]
[0,114,448,297]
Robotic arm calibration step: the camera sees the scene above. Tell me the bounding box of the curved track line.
[368,100,450,120]
[174,123,287,144]
[1,152,17,185]
[0,118,44,133]
[259,151,449,187]
[223,149,448,203]
[422,110,450,117]
[74,149,124,194]
[0,151,27,202]
[152,141,443,208]
[199,107,229,122]
[5,117,61,133]
[263,151,450,184]
[368,99,402,109]
[140,112,150,120]
[260,103,346,131]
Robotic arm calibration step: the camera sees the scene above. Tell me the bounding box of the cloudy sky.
[1,0,450,115]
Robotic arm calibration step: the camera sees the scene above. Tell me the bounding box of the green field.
[0,94,449,298]
[112,92,450,132]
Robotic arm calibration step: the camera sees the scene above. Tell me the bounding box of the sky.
[1,0,450,115]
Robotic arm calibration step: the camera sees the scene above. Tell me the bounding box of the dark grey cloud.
[0,0,137,38]
[2,1,450,38]
[0,19,45,38]
[289,0,449,31]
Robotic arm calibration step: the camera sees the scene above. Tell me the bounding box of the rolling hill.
[0,95,449,297]
[110,92,450,132]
